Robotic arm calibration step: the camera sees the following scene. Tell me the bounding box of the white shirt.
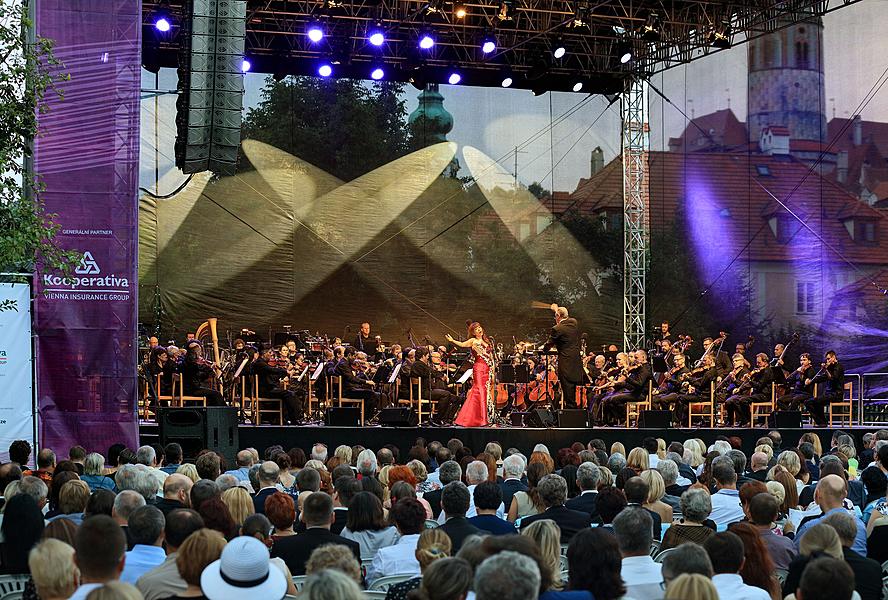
[365,533,421,585]
[426,470,441,487]
[68,583,102,600]
[621,555,663,600]
[437,485,505,524]
[648,454,660,469]
[712,573,772,600]
[709,488,745,526]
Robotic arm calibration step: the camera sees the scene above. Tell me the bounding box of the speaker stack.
[158,407,239,464]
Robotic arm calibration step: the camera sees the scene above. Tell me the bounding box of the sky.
[140,0,888,196]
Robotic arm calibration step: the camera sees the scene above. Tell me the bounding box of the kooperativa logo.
[74,251,101,275]
[0,351,7,365]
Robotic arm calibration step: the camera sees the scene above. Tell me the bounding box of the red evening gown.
[455,347,490,427]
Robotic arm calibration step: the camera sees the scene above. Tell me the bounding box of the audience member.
[661,542,714,587]
[404,556,472,600]
[709,457,744,526]
[201,536,287,599]
[468,481,516,535]
[704,530,773,600]
[438,482,482,552]
[747,492,796,570]
[383,528,452,600]
[305,543,362,584]
[252,461,280,514]
[120,505,166,584]
[794,474,867,555]
[28,538,78,600]
[664,573,718,600]
[69,515,127,600]
[85,488,116,519]
[112,490,146,550]
[519,474,591,543]
[136,508,205,600]
[613,507,662,599]
[565,462,600,520]
[367,497,426,584]
[821,511,881,600]
[300,569,363,600]
[795,557,855,600]
[499,454,528,511]
[474,551,540,600]
[566,528,625,600]
[508,462,548,522]
[521,519,563,592]
[220,486,254,527]
[189,480,220,513]
[340,491,399,557]
[170,528,227,600]
[0,494,45,574]
[82,454,116,492]
[661,487,714,550]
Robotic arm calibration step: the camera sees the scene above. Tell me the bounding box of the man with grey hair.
[113,490,146,549]
[475,551,540,600]
[520,474,591,542]
[678,487,712,528]
[136,445,157,467]
[821,512,881,600]
[566,462,600,520]
[356,448,377,478]
[608,453,627,475]
[728,449,750,487]
[709,440,732,456]
[121,505,166,584]
[310,443,328,462]
[253,460,281,514]
[661,542,713,587]
[709,456,743,527]
[664,451,694,487]
[18,475,49,510]
[115,464,140,492]
[614,507,661,599]
[464,460,504,519]
[215,473,239,492]
[499,454,527,512]
[133,467,161,502]
[656,460,682,511]
[426,460,461,519]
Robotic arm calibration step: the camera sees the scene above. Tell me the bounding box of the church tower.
[747,16,827,149]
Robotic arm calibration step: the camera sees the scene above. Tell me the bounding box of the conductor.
[545,304,584,409]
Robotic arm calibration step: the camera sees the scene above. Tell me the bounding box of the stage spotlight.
[241,58,251,73]
[154,16,171,32]
[500,67,514,87]
[307,21,325,43]
[370,65,385,80]
[419,31,435,49]
[481,33,496,54]
[572,79,584,92]
[368,24,385,46]
[448,70,462,85]
[454,4,467,18]
[616,39,633,64]
[318,63,333,77]
[641,13,662,42]
[553,40,566,59]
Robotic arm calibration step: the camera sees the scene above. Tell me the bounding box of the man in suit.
[252,461,280,514]
[270,492,360,576]
[425,461,461,519]
[335,351,381,422]
[822,512,881,600]
[468,482,516,535]
[410,348,458,425]
[545,304,584,409]
[252,346,303,423]
[565,462,600,522]
[438,482,482,552]
[499,454,527,512]
[623,476,663,540]
[519,474,592,543]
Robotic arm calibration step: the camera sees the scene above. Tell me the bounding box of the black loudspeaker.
[639,410,671,429]
[325,407,361,426]
[378,407,418,427]
[558,409,588,428]
[769,410,801,429]
[158,407,238,463]
[525,408,557,428]
[510,412,527,427]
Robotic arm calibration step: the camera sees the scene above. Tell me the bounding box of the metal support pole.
[621,76,650,351]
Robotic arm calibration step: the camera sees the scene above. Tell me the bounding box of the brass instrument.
[194,318,222,369]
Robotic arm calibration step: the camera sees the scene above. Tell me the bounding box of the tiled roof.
[667,109,750,152]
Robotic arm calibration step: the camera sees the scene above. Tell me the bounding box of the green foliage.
[0,2,77,276]
[241,76,414,181]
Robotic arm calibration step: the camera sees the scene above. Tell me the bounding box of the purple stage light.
[318,63,333,77]
[241,59,251,73]
[154,17,171,32]
[481,39,496,54]
[369,30,385,46]
[371,66,385,80]
[419,33,435,49]
[448,72,461,85]
[307,23,324,43]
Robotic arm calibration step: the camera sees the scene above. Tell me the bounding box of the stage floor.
[139,422,871,456]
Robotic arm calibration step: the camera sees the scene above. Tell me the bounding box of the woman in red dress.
[446,322,494,427]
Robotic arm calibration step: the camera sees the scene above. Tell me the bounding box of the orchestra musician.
[335,347,382,421]
[182,341,225,406]
[146,346,176,397]
[411,347,458,425]
[804,350,845,427]
[585,355,606,383]
[676,354,720,425]
[601,350,653,426]
[651,353,690,416]
[776,352,815,411]
[588,353,628,425]
[545,304,584,409]
[654,321,672,348]
[724,352,773,427]
[252,345,304,424]
[354,322,373,353]
[702,336,732,377]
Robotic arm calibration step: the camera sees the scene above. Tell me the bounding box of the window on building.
[769,215,798,244]
[518,222,531,241]
[857,220,877,244]
[796,40,810,69]
[756,164,771,177]
[536,214,552,234]
[796,282,816,314]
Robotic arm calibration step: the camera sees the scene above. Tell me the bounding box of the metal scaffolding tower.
[622,77,650,351]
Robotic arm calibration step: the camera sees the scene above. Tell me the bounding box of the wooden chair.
[750,383,776,427]
[250,375,283,426]
[332,375,365,425]
[173,374,207,408]
[688,381,716,427]
[626,380,653,427]
[142,373,176,421]
[409,377,437,424]
[828,381,855,427]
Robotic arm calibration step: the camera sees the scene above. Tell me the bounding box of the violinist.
[253,345,304,424]
[411,347,457,425]
[588,353,629,425]
[336,347,382,420]
[601,350,653,426]
[724,352,773,427]
[652,353,690,415]
[702,336,732,377]
[586,355,606,383]
[803,350,845,427]
[182,341,225,406]
[677,353,720,425]
[776,352,815,411]
[146,346,176,397]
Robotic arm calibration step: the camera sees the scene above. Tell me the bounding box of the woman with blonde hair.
[174,528,227,598]
[597,467,613,489]
[639,469,673,524]
[28,539,78,600]
[85,582,142,600]
[610,442,626,457]
[385,528,452,600]
[768,466,800,513]
[626,448,650,474]
[799,432,823,458]
[781,523,843,597]
[335,445,353,465]
[664,573,718,600]
[521,519,563,590]
[656,439,667,460]
[221,486,254,527]
[755,444,774,462]
[684,440,704,469]
[306,544,362,584]
[176,463,200,483]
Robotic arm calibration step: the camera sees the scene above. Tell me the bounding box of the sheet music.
[457,369,472,384]
[311,362,324,381]
[232,358,249,379]
[388,362,402,384]
[297,366,309,382]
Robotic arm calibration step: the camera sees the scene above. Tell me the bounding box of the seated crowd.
[0,429,886,600]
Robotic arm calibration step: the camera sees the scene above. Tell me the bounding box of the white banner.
[0,283,34,462]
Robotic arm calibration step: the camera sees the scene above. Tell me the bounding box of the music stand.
[457,369,473,384]
[310,362,324,381]
[652,355,669,373]
[770,365,787,385]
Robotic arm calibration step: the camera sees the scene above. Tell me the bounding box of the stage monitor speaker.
[325,407,361,427]
[525,408,557,428]
[558,409,587,428]
[378,407,418,427]
[769,410,801,429]
[175,0,247,175]
[639,410,671,429]
[158,407,238,463]
[510,412,527,427]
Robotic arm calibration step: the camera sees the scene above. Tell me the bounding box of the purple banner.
[34,0,141,453]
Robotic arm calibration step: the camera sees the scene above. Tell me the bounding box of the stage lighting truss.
[143,0,865,90]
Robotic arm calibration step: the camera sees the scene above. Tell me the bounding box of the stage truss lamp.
[418,30,436,49]
[370,64,385,80]
[552,39,566,59]
[241,58,251,72]
[481,33,497,54]
[568,2,589,30]
[453,3,468,19]
[641,13,662,42]
[616,39,633,64]
[368,23,386,46]
[572,78,584,92]
[154,15,171,32]
[500,67,514,88]
[448,70,462,85]
[318,62,333,77]
[708,21,733,49]
[425,0,445,15]
[497,0,513,22]
[307,21,325,43]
